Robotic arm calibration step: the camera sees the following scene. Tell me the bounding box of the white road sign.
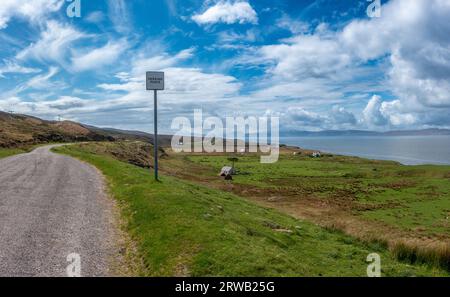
[146,71,165,90]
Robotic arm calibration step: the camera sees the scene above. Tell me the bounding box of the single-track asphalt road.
[0,145,117,277]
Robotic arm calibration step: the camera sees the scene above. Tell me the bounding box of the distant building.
[311,152,321,158]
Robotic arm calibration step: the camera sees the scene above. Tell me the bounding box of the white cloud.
[330,106,357,126]
[192,1,258,26]
[339,0,450,122]
[16,20,126,73]
[3,0,449,132]
[1,66,65,99]
[17,21,87,68]
[107,0,131,33]
[276,14,309,34]
[362,95,418,128]
[129,48,195,77]
[259,34,352,80]
[287,107,324,125]
[241,0,450,130]
[0,60,41,77]
[99,48,241,105]
[363,95,388,127]
[0,0,63,29]
[286,105,357,130]
[218,29,259,43]
[85,11,105,24]
[45,96,88,110]
[21,66,60,90]
[71,40,129,72]
[0,95,91,120]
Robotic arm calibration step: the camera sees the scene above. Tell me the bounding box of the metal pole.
[154,90,159,180]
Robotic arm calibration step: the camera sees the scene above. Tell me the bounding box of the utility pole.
[146,71,165,181]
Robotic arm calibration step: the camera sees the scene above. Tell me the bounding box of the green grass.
[53,143,448,276]
[0,143,64,159]
[187,154,450,237]
[0,147,34,159]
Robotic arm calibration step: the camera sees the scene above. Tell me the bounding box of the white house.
[312,152,321,158]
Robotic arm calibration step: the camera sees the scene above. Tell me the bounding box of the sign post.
[146,71,165,180]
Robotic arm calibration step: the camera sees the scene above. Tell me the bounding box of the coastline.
[281,135,450,166]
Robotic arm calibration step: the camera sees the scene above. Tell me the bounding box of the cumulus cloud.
[288,107,324,125]
[259,34,352,80]
[287,105,357,130]
[192,1,258,26]
[363,95,388,127]
[2,0,449,132]
[242,0,450,130]
[330,106,357,126]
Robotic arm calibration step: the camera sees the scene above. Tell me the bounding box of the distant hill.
[0,111,116,148]
[85,126,173,147]
[281,128,450,137]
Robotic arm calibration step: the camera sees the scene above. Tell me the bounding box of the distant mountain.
[281,129,450,137]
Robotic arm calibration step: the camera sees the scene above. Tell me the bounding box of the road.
[0,145,117,277]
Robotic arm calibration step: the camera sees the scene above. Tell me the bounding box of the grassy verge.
[0,146,37,159]
[53,143,448,276]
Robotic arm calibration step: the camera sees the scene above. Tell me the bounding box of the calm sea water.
[281,136,450,165]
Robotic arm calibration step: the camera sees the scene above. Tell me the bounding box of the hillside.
[85,125,173,147]
[0,111,116,148]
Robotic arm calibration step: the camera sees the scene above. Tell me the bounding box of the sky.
[0,0,449,134]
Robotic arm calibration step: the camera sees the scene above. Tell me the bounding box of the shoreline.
[280,135,450,166]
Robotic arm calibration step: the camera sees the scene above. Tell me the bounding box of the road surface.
[0,145,117,277]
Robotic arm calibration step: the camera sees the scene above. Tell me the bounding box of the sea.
[281,135,450,165]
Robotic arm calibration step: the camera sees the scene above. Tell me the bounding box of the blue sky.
[0,0,449,133]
